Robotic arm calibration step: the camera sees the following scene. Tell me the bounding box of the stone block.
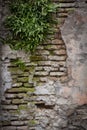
[2,105,18,110]
[2,126,16,130]
[17,77,28,82]
[1,99,11,105]
[50,72,65,76]
[38,61,51,66]
[54,49,66,55]
[24,83,33,88]
[44,66,59,71]
[35,71,48,76]
[51,61,66,67]
[16,126,28,130]
[10,68,23,75]
[59,67,67,72]
[12,83,23,87]
[11,121,28,126]
[56,98,68,105]
[30,55,47,61]
[58,12,68,18]
[60,3,75,8]
[35,67,44,71]
[39,50,49,55]
[48,55,66,61]
[52,39,63,45]
[12,99,27,105]
[7,87,35,93]
[44,45,62,50]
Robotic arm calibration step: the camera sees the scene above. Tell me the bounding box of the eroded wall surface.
[0,0,87,130]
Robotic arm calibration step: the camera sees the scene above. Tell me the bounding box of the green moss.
[30,55,44,61]
[24,83,34,88]
[12,99,27,104]
[28,120,37,126]
[44,45,51,49]
[9,67,19,72]
[7,87,35,93]
[36,82,45,86]
[18,105,28,110]
[10,110,20,114]
[49,50,55,55]
[23,72,29,76]
[11,59,26,71]
[33,77,40,82]
[17,77,29,82]
[9,67,24,75]
[68,8,75,13]
[29,66,35,74]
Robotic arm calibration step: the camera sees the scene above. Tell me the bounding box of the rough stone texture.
[34,2,87,130]
[61,7,87,105]
[0,0,87,130]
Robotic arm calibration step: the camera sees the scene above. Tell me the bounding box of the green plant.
[12,59,26,71]
[5,0,59,52]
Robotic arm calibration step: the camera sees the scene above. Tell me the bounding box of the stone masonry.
[0,0,87,130]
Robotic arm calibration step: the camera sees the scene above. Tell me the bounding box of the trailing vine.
[5,0,59,52]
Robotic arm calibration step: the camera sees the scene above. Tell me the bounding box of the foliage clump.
[12,59,26,71]
[5,0,59,52]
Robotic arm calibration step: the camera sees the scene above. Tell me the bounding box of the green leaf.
[4,0,59,52]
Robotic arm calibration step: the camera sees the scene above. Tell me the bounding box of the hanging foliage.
[5,0,59,52]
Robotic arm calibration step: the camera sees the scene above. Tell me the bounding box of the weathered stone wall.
[0,0,87,130]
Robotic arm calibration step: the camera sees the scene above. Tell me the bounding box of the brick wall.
[0,0,87,130]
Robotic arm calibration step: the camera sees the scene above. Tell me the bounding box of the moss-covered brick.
[17,93,27,98]
[12,75,18,79]
[17,77,28,82]
[12,99,27,104]
[44,45,51,49]
[18,105,28,110]
[32,77,40,86]
[36,82,45,86]
[11,59,26,71]
[29,66,35,74]
[19,72,29,77]
[44,45,62,50]
[49,50,55,55]
[28,120,37,127]
[9,67,24,75]
[7,87,35,93]
[30,55,46,61]
[33,77,40,82]
[9,109,20,115]
[12,99,22,104]
[23,72,29,76]
[24,83,34,88]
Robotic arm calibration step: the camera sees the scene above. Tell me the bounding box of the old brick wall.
[0,0,87,130]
